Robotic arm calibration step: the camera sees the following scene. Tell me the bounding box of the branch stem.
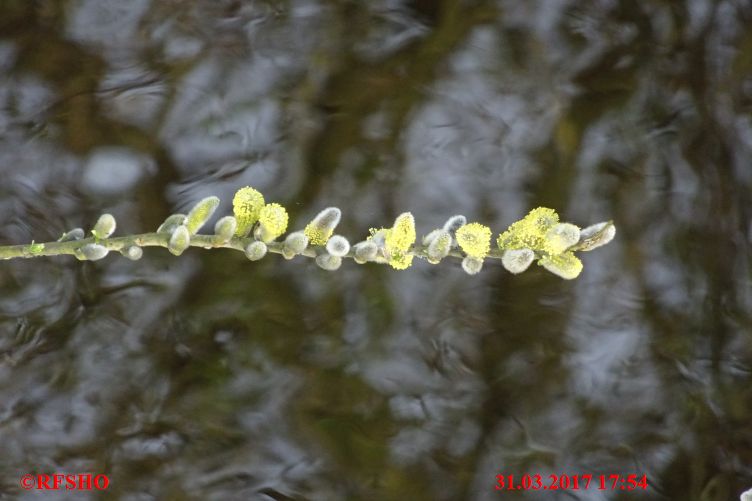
[0,232,494,262]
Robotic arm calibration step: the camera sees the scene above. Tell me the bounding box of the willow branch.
[0,221,614,264]
[0,188,616,279]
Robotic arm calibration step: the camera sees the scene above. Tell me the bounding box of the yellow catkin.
[257,203,289,242]
[538,251,583,280]
[496,207,560,253]
[304,207,341,245]
[383,212,416,269]
[545,223,581,254]
[455,222,491,259]
[233,186,265,236]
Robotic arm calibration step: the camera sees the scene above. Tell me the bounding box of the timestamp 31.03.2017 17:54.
[495,473,649,492]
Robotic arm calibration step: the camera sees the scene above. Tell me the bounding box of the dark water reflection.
[1,1,752,499]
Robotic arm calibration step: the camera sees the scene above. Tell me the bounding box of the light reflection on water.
[1,1,751,500]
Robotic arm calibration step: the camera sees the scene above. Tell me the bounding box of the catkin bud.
[121,245,143,260]
[442,215,466,236]
[369,229,386,249]
[92,213,116,239]
[545,223,581,254]
[422,229,443,246]
[77,243,109,261]
[353,241,378,264]
[315,253,342,271]
[427,230,452,263]
[168,225,191,256]
[304,207,341,245]
[325,235,350,257]
[59,228,85,242]
[157,214,186,234]
[461,256,484,275]
[501,248,535,274]
[213,216,237,245]
[245,241,267,261]
[575,222,616,251]
[284,231,309,255]
[185,196,220,234]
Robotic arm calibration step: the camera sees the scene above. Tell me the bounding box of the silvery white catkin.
[315,253,342,271]
[284,231,309,255]
[442,215,466,235]
[353,241,378,264]
[325,235,350,257]
[245,241,267,261]
[427,229,451,263]
[461,256,483,275]
[369,230,386,248]
[59,228,85,242]
[213,216,237,245]
[576,222,616,251]
[92,213,116,238]
[740,487,752,501]
[121,245,143,260]
[168,225,191,256]
[422,229,442,246]
[309,207,341,234]
[157,214,186,234]
[79,243,109,261]
[501,249,535,274]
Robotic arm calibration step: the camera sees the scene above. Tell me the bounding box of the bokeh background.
[1,1,751,500]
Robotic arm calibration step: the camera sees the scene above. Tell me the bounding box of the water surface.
[1,1,751,500]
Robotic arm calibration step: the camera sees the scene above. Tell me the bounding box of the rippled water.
[1,1,751,500]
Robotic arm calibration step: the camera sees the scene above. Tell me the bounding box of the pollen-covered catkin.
[538,252,583,280]
[305,207,341,245]
[545,223,580,254]
[456,223,491,259]
[233,186,265,237]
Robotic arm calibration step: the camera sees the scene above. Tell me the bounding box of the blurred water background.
[1,1,751,500]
